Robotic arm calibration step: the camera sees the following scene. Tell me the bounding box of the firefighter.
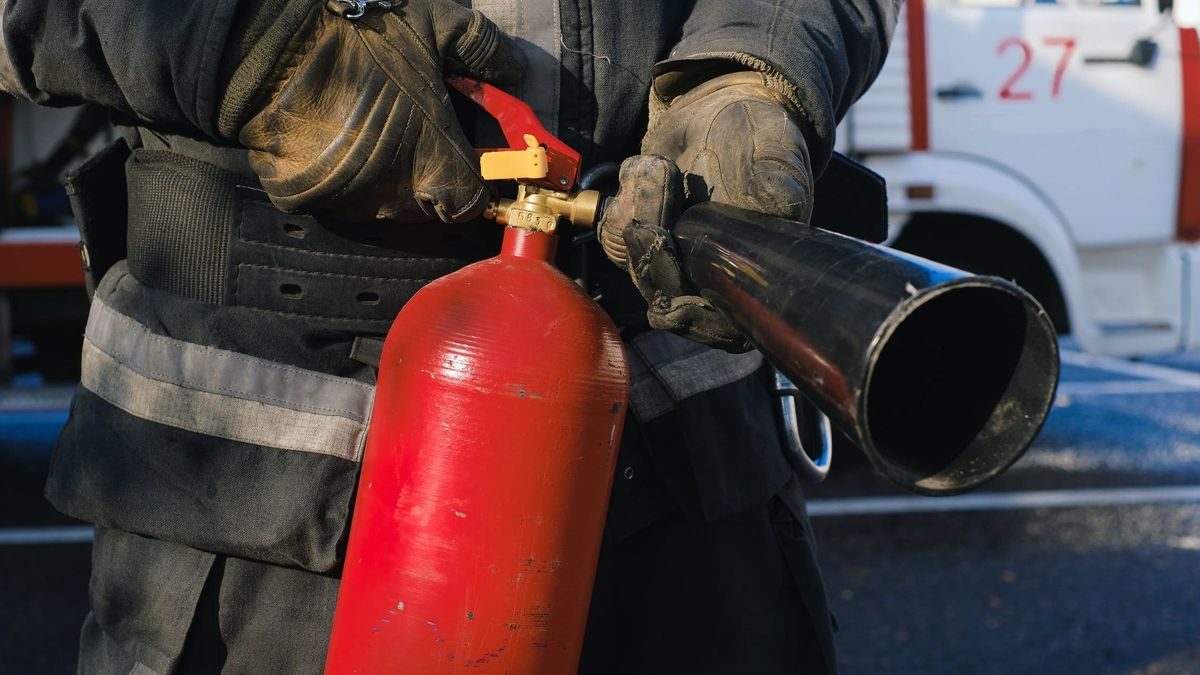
[0,0,896,672]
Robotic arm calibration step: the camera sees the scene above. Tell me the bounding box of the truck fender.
[864,152,1098,352]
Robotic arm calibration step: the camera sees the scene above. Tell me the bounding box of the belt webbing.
[126,149,237,304]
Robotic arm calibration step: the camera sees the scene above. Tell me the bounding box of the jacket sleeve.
[658,0,900,171]
[0,0,293,138]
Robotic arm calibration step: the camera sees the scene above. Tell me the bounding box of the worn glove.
[598,70,814,353]
[217,0,524,223]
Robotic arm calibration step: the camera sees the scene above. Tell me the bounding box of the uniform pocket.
[49,387,363,572]
[45,266,371,572]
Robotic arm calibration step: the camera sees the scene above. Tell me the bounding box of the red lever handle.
[447,76,581,191]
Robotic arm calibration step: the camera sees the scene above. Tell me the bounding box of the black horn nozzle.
[674,202,1060,496]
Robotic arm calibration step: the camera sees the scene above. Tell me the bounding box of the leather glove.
[217,0,524,223]
[598,70,815,353]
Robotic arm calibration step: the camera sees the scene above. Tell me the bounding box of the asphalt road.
[2,340,1199,674]
[806,344,1200,675]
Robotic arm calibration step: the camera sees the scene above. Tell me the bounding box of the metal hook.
[772,367,833,483]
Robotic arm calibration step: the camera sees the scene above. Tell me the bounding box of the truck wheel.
[892,213,1070,334]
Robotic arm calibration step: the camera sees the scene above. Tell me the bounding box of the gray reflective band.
[472,0,561,135]
[85,298,373,420]
[627,332,764,422]
[80,297,372,461]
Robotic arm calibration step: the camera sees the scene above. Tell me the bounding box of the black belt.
[124,148,501,330]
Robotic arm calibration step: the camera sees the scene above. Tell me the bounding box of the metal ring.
[330,0,393,19]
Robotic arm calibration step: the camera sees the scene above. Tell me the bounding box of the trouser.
[77,476,830,675]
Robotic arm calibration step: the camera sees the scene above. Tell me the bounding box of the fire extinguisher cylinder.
[325,226,629,674]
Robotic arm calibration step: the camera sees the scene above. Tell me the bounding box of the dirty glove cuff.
[216,0,319,139]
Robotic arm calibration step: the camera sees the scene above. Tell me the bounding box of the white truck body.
[10,4,1200,358]
[840,0,1200,357]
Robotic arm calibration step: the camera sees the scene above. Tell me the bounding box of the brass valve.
[468,95,601,233]
[484,184,603,234]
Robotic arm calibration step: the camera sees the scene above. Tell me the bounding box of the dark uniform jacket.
[0,1,897,672]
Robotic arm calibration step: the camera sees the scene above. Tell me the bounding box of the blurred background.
[4,0,1200,672]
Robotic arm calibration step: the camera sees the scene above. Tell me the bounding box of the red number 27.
[998,36,1076,101]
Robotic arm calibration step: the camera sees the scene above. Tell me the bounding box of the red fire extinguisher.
[324,79,627,674]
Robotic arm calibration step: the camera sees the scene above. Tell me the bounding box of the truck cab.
[840,0,1200,356]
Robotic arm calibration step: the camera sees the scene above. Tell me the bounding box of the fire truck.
[840,0,1200,357]
[5,0,1200,374]
[0,102,95,384]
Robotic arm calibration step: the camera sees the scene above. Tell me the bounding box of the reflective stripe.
[81,340,369,461]
[472,0,561,134]
[86,296,373,421]
[80,297,372,461]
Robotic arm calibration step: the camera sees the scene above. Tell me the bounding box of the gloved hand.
[598,70,814,353]
[217,0,524,223]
